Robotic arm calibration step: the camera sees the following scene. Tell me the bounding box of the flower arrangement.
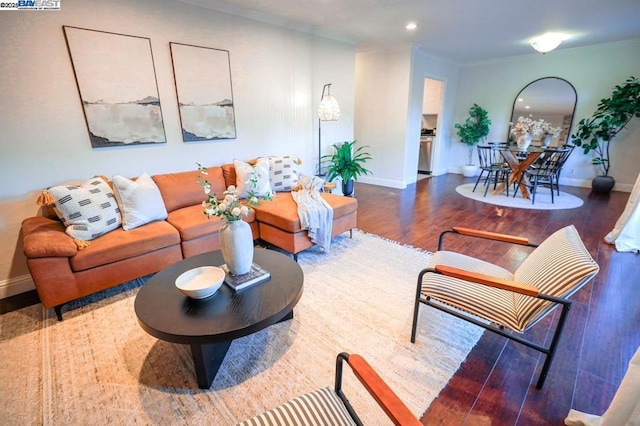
[196,163,272,222]
[510,116,545,138]
[541,122,562,137]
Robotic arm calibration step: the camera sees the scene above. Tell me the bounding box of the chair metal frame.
[474,144,511,197]
[410,228,581,389]
[514,147,570,204]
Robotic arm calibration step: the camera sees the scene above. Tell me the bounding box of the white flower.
[240,205,249,216]
[218,203,227,212]
[224,194,235,204]
[231,207,241,217]
[203,183,211,195]
[249,196,258,205]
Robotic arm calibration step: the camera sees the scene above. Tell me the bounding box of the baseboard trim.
[0,274,35,299]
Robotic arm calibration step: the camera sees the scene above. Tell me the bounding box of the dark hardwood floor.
[354,173,639,425]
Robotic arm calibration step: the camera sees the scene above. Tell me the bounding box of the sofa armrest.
[22,216,77,258]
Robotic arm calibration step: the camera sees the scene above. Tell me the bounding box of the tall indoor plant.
[322,140,372,196]
[454,103,491,177]
[571,76,640,193]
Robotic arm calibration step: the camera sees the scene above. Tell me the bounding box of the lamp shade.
[318,94,341,121]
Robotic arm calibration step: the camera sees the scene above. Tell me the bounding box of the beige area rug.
[456,182,584,210]
[0,231,483,425]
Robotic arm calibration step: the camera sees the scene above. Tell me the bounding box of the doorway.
[419,78,444,179]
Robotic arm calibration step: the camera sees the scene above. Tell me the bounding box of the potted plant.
[454,103,491,177]
[322,140,372,196]
[571,76,640,193]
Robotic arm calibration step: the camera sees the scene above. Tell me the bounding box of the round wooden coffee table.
[134,248,304,389]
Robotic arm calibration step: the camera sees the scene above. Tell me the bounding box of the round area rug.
[455,183,584,210]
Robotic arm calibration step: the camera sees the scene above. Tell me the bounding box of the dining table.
[492,144,546,199]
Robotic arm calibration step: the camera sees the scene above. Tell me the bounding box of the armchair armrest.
[438,226,537,250]
[434,264,540,297]
[336,353,421,426]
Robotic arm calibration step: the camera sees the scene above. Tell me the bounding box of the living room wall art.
[170,42,237,141]
[63,26,166,147]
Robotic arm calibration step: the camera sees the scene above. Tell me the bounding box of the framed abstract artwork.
[63,26,166,147]
[170,42,237,141]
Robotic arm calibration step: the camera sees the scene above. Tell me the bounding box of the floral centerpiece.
[541,122,562,138]
[196,163,273,221]
[195,162,273,275]
[510,116,544,139]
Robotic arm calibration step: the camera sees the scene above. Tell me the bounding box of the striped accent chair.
[411,225,599,389]
[237,353,421,426]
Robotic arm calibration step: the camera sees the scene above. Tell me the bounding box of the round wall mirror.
[508,77,577,146]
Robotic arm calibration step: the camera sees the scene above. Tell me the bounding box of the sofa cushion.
[153,167,226,213]
[47,176,122,242]
[234,158,272,198]
[70,220,180,272]
[167,204,256,242]
[252,193,357,233]
[113,172,168,230]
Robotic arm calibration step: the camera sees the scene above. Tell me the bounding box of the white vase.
[219,219,254,275]
[543,135,552,147]
[517,132,533,150]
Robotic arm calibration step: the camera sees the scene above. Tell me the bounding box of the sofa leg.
[293,253,298,262]
[350,229,353,238]
[54,305,63,321]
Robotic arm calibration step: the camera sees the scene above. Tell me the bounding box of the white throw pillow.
[234,158,272,198]
[265,155,300,192]
[112,172,168,230]
[47,176,122,241]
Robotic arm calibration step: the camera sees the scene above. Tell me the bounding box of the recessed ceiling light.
[525,105,531,109]
[517,98,524,102]
[405,22,417,31]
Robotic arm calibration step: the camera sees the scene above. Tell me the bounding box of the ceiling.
[175,0,640,63]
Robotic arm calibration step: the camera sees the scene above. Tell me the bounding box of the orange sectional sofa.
[21,162,358,320]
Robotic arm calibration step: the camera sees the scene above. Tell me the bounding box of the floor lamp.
[317,83,340,175]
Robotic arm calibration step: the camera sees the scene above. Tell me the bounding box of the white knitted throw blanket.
[291,175,334,252]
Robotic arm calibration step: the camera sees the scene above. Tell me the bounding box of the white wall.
[0,0,356,296]
[354,45,461,188]
[452,39,640,191]
[354,45,412,188]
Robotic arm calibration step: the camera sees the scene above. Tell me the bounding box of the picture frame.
[63,26,166,147]
[170,42,237,141]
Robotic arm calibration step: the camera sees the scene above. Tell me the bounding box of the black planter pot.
[342,179,354,197]
[592,175,615,193]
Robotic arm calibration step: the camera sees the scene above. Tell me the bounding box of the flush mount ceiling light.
[405,22,417,30]
[530,33,570,54]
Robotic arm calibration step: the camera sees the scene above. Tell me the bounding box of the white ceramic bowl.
[175,266,225,299]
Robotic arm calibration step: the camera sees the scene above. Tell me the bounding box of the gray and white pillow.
[48,176,122,241]
[266,155,300,192]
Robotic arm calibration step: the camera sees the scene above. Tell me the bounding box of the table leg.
[493,150,541,199]
[190,340,232,389]
[189,309,294,389]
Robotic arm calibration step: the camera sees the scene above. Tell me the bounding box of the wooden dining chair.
[238,352,421,426]
[411,225,599,389]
